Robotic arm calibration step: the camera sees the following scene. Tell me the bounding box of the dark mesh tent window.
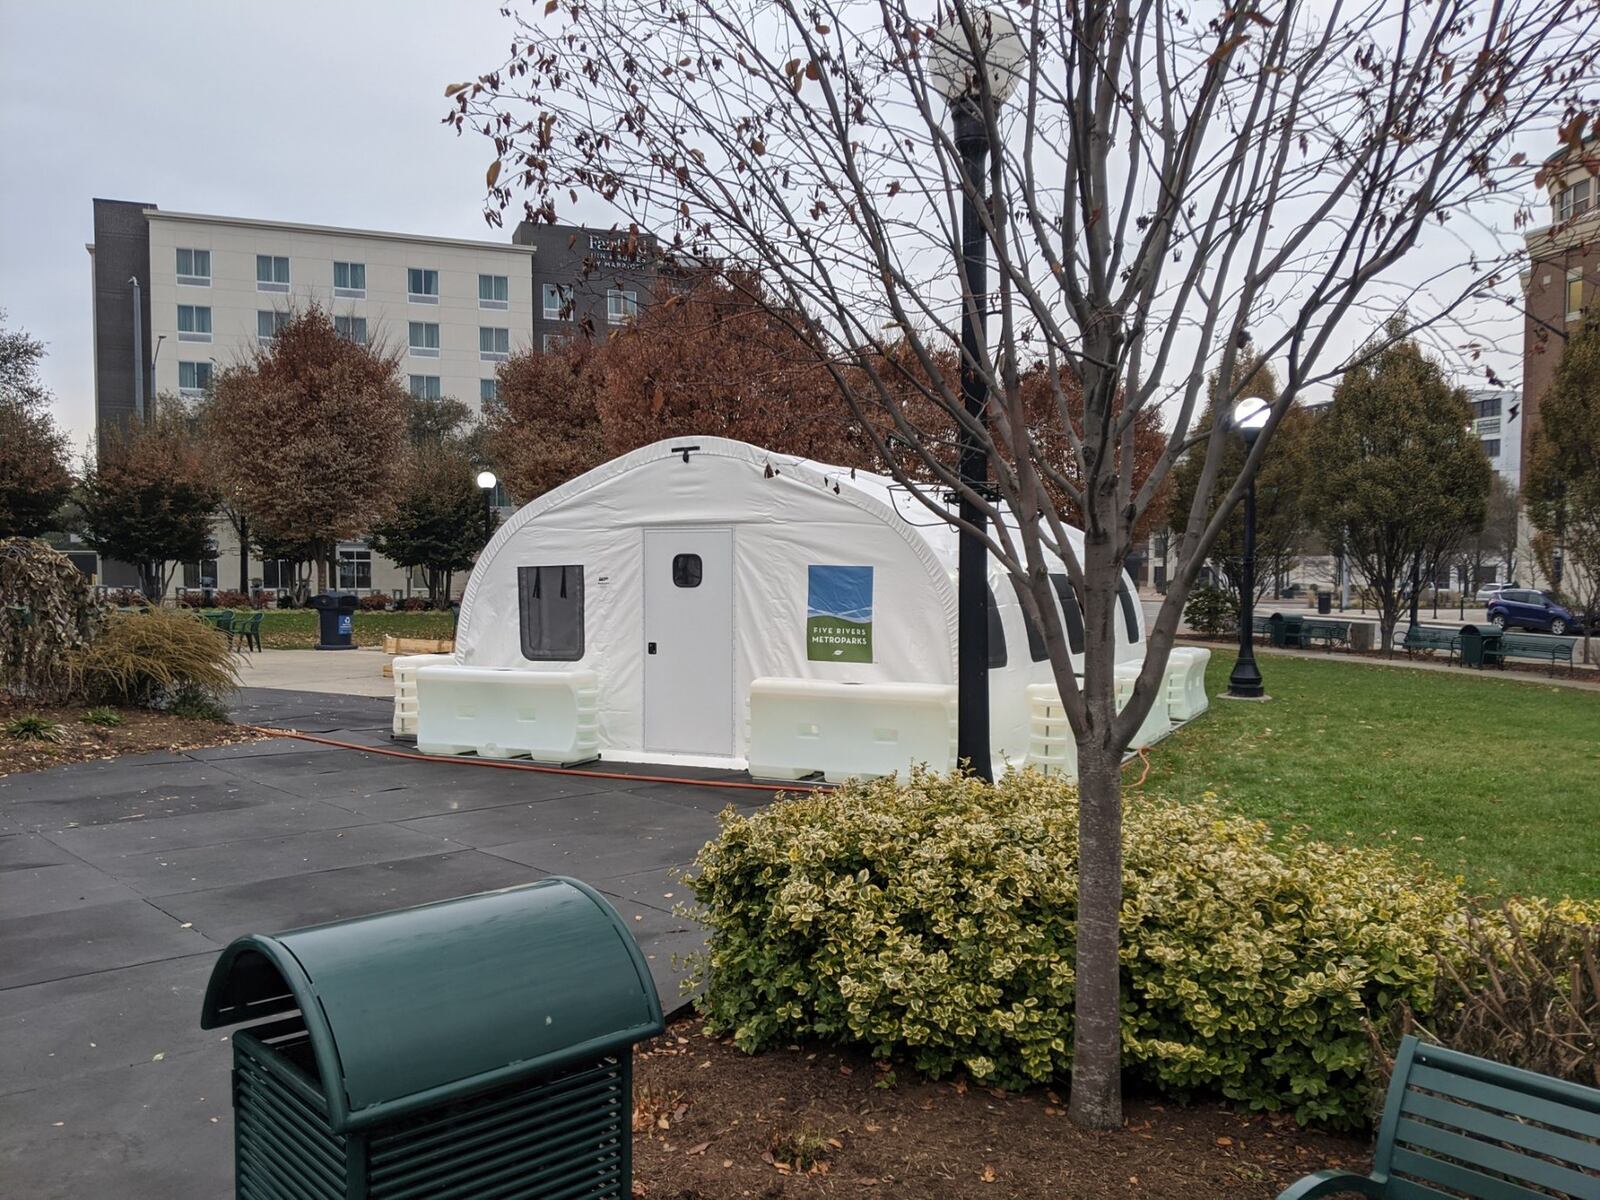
[1010,577,1049,663]
[1048,573,1086,654]
[518,565,584,660]
[1118,581,1141,643]
[986,585,1007,669]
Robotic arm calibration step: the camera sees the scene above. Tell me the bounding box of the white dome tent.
[402,436,1194,780]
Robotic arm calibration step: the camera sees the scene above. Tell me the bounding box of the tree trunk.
[1067,523,1126,1131]
[313,543,328,595]
[1069,732,1124,1130]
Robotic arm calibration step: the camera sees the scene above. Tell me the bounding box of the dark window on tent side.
[987,585,1007,669]
[1047,573,1086,655]
[518,565,584,660]
[1009,577,1049,663]
[1118,581,1142,643]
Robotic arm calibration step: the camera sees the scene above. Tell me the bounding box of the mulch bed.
[0,702,263,776]
[632,1020,1369,1198]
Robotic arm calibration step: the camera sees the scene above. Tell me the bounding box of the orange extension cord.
[249,726,1156,793]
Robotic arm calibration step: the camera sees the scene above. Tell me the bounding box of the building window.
[542,332,570,353]
[1472,396,1501,419]
[257,309,289,343]
[337,547,373,591]
[176,248,210,285]
[181,557,220,589]
[408,375,441,400]
[606,288,638,323]
[542,282,572,320]
[178,360,213,395]
[407,267,439,303]
[409,321,440,357]
[479,273,509,309]
[177,304,212,342]
[480,378,499,405]
[1567,269,1584,322]
[1558,178,1592,222]
[256,254,290,292]
[1476,416,1501,436]
[518,564,584,660]
[333,261,366,298]
[1482,438,1501,459]
[261,558,295,590]
[333,314,368,345]
[479,326,510,361]
[489,481,510,509]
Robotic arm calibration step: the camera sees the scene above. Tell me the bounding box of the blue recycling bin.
[309,592,359,651]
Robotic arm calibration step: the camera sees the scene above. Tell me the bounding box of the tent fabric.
[452,437,1143,769]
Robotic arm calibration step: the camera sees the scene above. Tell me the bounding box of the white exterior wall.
[145,210,534,414]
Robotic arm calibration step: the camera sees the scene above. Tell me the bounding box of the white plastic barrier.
[747,677,957,783]
[1115,661,1173,749]
[1164,646,1211,721]
[392,653,456,738]
[415,666,600,763]
[1024,683,1077,779]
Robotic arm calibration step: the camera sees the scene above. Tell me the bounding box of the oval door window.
[672,553,703,588]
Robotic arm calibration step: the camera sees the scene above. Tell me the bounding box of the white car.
[1474,582,1515,603]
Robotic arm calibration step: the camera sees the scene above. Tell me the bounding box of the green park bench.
[1298,618,1351,650]
[1251,615,1272,639]
[1494,633,1575,675]
[1276,1034,1600,1198]
[1402,625,1460,663]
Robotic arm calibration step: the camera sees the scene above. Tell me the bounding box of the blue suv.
[1486,589,1576,635]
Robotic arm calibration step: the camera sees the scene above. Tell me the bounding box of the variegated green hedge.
[685,769,1462,1128]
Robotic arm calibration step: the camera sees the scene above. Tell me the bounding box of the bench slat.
[1393,1117,1600,1196]
[1387,1147,1555,1200]
[1402,1090,1600,1171]
[1406,1064,1600,1138]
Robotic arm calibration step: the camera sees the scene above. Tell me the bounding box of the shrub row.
[685,770,1582,1128]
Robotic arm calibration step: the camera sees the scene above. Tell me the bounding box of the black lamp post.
[930,9,1023,781]
[1227,398,1270,699]
[476,470,497,545]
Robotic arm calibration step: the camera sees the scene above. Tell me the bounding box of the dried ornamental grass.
[71,609,239,709]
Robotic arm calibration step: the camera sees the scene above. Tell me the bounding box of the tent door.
[642,527,735,756]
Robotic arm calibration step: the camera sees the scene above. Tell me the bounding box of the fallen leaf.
[686,1141,710,1156]
[981,1165,997,1183]
[1217,1136,1233,1147]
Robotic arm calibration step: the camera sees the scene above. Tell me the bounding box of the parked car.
[1486,589,1577,635]
[1474,581,1516,603]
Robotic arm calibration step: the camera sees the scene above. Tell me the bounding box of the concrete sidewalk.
[232,646,397,697]
[0,687,758,1199]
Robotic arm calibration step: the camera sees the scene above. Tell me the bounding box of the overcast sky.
[0,0,598,453]
[1,1,1545,457]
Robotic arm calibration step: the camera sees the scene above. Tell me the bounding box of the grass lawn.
[255,609,457,649]
[1141,650,1600,900]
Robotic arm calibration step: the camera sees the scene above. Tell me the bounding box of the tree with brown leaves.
[0,313,73,539]
[78,397,219,599]
[206,307,409,592]
[453,0,1596,1126]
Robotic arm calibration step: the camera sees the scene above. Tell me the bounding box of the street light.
[929,8,1024,782]
[476,470,497,545]
[1227,397,1270,699]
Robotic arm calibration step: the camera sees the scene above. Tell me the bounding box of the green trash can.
[1459,623,1504,669]
[201,878,665,1199]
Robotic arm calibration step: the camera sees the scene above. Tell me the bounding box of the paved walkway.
[233,646,396,697]
[1177,640,1600,692]
[0,687,758,1200]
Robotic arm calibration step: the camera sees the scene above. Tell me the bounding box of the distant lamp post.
[928,7,1025,782]
[476,470,497,544]
[1228,397,1270,699]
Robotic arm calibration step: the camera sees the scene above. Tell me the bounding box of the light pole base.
[1218,692,1272,703]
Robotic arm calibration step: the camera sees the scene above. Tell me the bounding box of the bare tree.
[449,0,1596,1126]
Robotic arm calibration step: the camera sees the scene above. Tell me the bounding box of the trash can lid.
[201,877,665,1132]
